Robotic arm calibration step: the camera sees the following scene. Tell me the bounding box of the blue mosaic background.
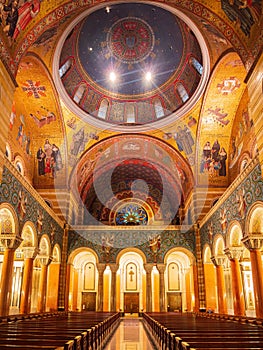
[0,166,64,248]
[68,228,195,263]
[200,164,263,247]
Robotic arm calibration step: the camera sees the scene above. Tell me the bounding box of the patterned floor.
[103,317,157,349]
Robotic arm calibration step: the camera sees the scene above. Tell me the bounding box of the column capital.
[108,263,119,273]
[96,263,106,274]
[0,234,23,250]
[37,255,53,266]
[211,255,227,267]
[143,263,154,274]
[156,263,166,274]
[22,247,39,260]
[224,247,243,261]
[242,233,263,251]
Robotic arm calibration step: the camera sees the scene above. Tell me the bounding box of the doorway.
[124,293,139,313]
[167,292,182,312]
[82,292,96,311]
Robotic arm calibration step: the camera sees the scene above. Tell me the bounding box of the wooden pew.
[0,312,120,350]
[143,312,263,350]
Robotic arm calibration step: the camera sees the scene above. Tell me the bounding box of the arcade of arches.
[0,0,263,320]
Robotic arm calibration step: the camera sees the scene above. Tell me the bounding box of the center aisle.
[103,316,157,349]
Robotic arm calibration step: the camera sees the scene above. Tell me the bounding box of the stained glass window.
[115,204,148,225]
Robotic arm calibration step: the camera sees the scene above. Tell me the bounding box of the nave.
[1,310,263,349]
[103,317,157,350]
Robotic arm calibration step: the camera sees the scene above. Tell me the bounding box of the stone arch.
[212,234,225,257]
[245,201,263,235]
[164,247,196,312]
[0,203,19,236]
[68,247,99,265]
[20,221,38,248]
[203,243,212,264]
[116,247,147,265]
[38,234,51,257]
[164,246,196,265]
[117,249,146,313]
[225,220,243,248]
[52,244,61,263]
[67,247,99,312]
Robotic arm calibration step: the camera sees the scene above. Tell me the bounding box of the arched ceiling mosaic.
[72,134,194,225]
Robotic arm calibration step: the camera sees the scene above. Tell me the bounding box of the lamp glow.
[109,71,116,82]
[145,72,152,81]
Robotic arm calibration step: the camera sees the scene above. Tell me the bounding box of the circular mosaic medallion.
[115,203,148,225]
[107,17,155,64]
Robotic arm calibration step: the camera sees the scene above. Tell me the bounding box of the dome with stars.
[54,2,209,131]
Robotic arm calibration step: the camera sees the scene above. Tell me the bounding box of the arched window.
[126,103,135,123]
[98,99,109,119]
[73,84,86,104]
[176,83,189,103]
[168,262,180,291]
[190,56,203,75]
[14,156,25,176]
[16,162,23,174]
[154,98,165,119]
[84,262,95,290]
[59,58,73,78]
[5,144,12,161]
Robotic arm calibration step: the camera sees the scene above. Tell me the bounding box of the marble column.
[109,264,119,312]
[20,247,39,314]
[97,263,106,311]
[144,263,153,312]
[0,234,22,316]
[224,247,245,316]
[157,264,166,312]
[37,256,52,313]
[242,234,263,318]
[211,255,227,314]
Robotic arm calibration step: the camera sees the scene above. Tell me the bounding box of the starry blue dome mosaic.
[78,3,184,96]
[58,2,206,126]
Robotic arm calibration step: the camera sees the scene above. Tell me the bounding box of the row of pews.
[194,311,263,326]
[143,312,263,350]
[0,311,120,349]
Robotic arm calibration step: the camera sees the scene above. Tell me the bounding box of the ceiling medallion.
[107,17,155,67]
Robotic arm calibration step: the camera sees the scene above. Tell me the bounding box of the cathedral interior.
[0,0,263,322]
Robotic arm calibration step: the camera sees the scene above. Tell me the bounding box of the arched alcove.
[164,248,195,312]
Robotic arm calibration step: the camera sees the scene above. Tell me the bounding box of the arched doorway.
[117,250,146,314]
[67,248,99,311]
[164,248,195,312]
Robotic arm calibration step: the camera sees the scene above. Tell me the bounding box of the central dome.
[55,2,209,131]
[77,3,184,96]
